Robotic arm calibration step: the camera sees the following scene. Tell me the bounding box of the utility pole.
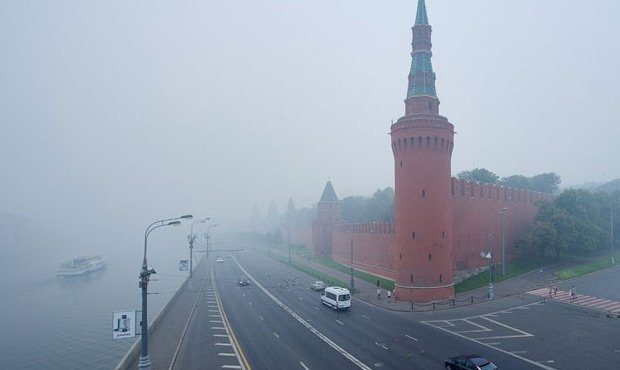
[500,207,507,276]
[487,233,494,299]
[612,209,615,264]
[350,233,355,292]
[288,230,291,264]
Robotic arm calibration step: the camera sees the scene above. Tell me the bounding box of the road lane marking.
[259,315,264,321]
[211,326,226,330]
[232,255,372,370]
[405,335,418,342]
[361,315,370,320]
[375,342,388,350]
[218,353,237,357]
[210,320,224,323]
[300,361,310,370]
[222,366,242,369]
[423,301,554,370]
[216,343,233,346]
[336,320,344,326]
[273,332,280,339]
[212,267,250,370]
[213,334,228,337]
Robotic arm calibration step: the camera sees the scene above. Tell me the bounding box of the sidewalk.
[274,249,580,312]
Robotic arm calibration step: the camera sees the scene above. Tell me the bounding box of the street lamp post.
[203,223,219,260]
[500,207,507,276]
[611,209,615,264]
[482,233,494,299]
[139,214,192,370]
[188,218,209,279]
[350,231,355,292]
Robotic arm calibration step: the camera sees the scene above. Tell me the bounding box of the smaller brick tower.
[312,181,343,258]
[391,0,455,302]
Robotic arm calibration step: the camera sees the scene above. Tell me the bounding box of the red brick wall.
[451,178,553,274]
[330,223,396,280]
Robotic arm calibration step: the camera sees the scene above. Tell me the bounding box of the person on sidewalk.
[377,288,381,300]
[387,289,391,301]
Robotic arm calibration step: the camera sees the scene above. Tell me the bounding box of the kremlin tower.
[390,0,455,301]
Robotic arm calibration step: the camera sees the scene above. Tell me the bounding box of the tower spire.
[407,0,437,100]
[415,0,429,25]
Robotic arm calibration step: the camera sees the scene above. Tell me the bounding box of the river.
[0,240,190,369]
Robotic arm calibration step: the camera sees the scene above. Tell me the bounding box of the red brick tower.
[391,0,455,302]
[312,181,343,258]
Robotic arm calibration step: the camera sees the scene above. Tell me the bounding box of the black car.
[238,276,250,286]
[445,355,497,370]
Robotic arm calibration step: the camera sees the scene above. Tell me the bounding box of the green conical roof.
[415,0,429,25]
[407,0,437,98]
[319,181,339,202]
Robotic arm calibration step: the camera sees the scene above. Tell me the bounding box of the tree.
[516,221,557,261]
[456,168,499,184]
[341,187,395,223]
[529,173,561,194]
[501,175,530,189]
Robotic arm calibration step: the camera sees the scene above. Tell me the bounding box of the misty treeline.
[341,187,395,223]
[457,168,561,194]
[515,189,619,261]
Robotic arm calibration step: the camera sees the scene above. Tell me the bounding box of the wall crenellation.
[451,178,553,204]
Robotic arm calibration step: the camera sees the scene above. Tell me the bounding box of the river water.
[0,240,190,369]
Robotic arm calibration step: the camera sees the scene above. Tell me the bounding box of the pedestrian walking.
[548,286,553,299]
[553,286,558,296]
[377,288,381,300]
[387,290,391,301]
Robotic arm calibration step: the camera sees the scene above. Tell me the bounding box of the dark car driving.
[445,355,497,370]
[238,276,250,286]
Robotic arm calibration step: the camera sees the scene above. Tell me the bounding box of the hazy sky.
[1,0,619,243]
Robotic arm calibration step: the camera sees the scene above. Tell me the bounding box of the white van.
[320,286,351,311]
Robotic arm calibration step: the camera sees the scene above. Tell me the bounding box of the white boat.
[56,255,107,277]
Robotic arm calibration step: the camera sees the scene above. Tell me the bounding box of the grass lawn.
[455,260,544,293]
[555,253,620,280]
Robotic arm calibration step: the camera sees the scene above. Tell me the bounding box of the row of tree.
[341,187,395,223]
[515,189,619,261]
[456,168,561,194]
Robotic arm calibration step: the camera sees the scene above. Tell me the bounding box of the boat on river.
[56,255,106,277]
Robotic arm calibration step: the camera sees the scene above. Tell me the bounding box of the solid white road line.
[405,334,418,342]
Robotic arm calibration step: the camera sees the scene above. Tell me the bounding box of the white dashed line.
[300,361,310,370]
[405,334,418,341]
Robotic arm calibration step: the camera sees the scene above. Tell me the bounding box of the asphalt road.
[211,249,544,369]
[170,247,620,369]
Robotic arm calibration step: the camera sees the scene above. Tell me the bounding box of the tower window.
[428,253,431,260]
[422,190,426,197]
[399,253,402,260]
[400,160,402,168]
[410,274,414,283]
[412,232,416,240]
[439,274,443,283]
[428,101,433,112]
[442,231,445,239]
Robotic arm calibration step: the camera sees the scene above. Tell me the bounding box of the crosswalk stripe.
[527,289,620,313]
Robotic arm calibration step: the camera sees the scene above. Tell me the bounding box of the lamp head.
[180,214,193,219]
[168,221,181,226]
